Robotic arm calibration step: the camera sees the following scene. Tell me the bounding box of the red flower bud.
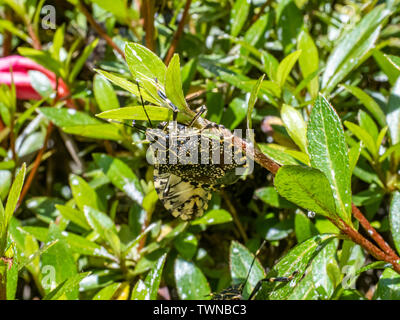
[0,55,69,100]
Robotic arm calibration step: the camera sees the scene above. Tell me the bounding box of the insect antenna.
[107,119,147,134]
[136,80,153,128]
[242,239,267,296]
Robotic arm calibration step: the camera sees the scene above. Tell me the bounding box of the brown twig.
[221,190,248,242]
[201,117,400,274]
[164,0,192,65]
[352,204,399,260]
[251,0,271,23]
[26,23,41,50]
[17,123,53,208]
[142,0,155,52]
[78,0,125,59]
[2,9,12,56]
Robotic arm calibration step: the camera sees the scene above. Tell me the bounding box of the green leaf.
[258,144,299,166]
[297,30,319,98]
[28,71,54,99]
[63,124,123,141]
[174,258,211,300]
[281,104,308,154]
[255,186,294,209]
[95,69,158,104]
[96,105,172,121]
[69,38,99,82]
[191,209,232,226]
[0,20,30,42]
[22,226,114,260]
[43,272,90,300]
[344,121,378,158]
[255,234,336,300]
[131,253,167,300]
[307,95,352,224]
[373,50,400,86]
[40,107,100,127]
[277,0,303,54]
[321,4,392,93]
[374,268,400,300]
[276,50,302,89]
[1,164,25,254]
[93,283,122,300]
[341,84,386,128]
[56,204,91,231]
[387,77,400,145]
[93,153,144,204]
[17,239,58,272]
[230,241,265,299]
[390,191,400,256]
[18,47,63,78]
[230,0,250,37]
[221,97,248,130]
[348,141,362,175]
[90,0,127,21]
[165,54,188,111]
[125,42,166,86]
[93,74,120,112]
[83,206,120,255]
[274,165,337,219]
[295,211,319,243]
[41,223,78,299]
[247,75,264,144]
[174,232,197,260]
[69,174,102,212]
[358,110,379,141]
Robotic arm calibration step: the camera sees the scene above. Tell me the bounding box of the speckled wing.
[153,166,212,220]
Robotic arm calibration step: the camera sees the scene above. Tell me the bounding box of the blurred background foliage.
[0,0,400,300]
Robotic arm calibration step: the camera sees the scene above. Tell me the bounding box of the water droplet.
[307,211,316,218]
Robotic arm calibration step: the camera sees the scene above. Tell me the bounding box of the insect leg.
[157,88,179,121]
[188,105,207,127]
[248,270,299,300]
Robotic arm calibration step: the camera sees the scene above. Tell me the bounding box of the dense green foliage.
[0,0,400,300]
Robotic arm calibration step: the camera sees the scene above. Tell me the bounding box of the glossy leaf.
[191,209,232,226]
[93,153,143,204]
[281,104,307,153]
[96,105,172,121]
[230,241,265,299]
[341,84,386,128]
[297,30,319,98]
[255,234,336,300]
[93,74,120,112]
[307,96,352,224]
[321,4,392,93]
[387,77,400,145]
[230,0,250,37]
[165,54,188,111]
[390,191,400,255]
[274,165,337,219]
[174,258,210,300]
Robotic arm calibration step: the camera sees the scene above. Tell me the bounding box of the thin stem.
[17,123,53,208]
[78,0,125,59]
[221,190,248,243]
[142,0,155,52]
[164,0,192,65]
[352,204,399,260]
[251,0,271,23]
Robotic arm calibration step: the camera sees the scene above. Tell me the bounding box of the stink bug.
[210,240,299,300]
[114,81,250,220]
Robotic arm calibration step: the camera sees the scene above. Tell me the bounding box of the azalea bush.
[0,0,400,300]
